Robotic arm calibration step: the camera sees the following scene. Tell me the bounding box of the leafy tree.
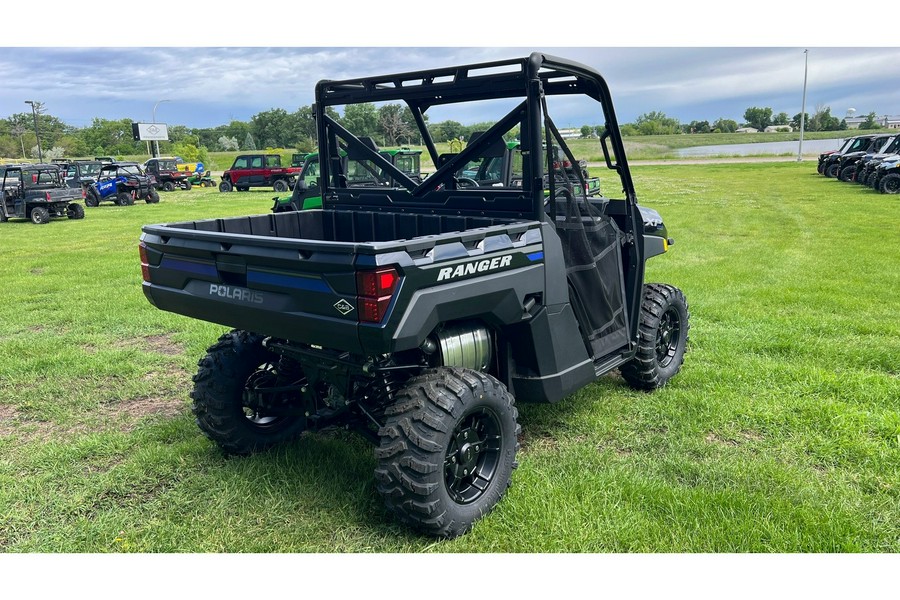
[772,112,790,126]
[217,136,239,151]
[243,132,257,150]
[580,125,593,138]
[809,105,842,132]
[860,111,879,130]
[712,118,738,133]
[341,103,379,140]
[633,111,681,135]
[790,113,809,130]
[743,106,773,131]
[593,125,606,138]
[686,120,711,134]
[251,108,294,148]
[430,120,464,142]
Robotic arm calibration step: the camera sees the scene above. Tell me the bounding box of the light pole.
[24,100,42,163]
[797,49,808,162]
[152,99,171,158]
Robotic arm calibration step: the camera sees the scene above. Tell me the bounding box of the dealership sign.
[132,122,170,141]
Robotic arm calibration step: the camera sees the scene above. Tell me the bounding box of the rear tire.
[66,203,85,219]
[191,330,306,455]
[145,188,160,203]
[162,181,176,192]
[183,179,192,191]
[621,283,690,391]
[879,173,900,194]
[30,206,50,224]
[116,192,133,206]
[375,367,519,538]
[219,180,233,193]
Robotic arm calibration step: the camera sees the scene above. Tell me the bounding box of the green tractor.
[272,145,422,213]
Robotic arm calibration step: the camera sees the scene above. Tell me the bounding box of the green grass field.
[0,162,898,552]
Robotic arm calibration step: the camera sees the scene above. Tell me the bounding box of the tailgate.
[140,215,367,353]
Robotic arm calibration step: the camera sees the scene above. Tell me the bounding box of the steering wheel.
[455,177,478,189]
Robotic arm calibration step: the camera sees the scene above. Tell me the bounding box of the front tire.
[191,330,305,455]
[839,166,856,182]
[621,283,690,391]
[85,189,100,207]
[879,173,900,194]
[825,163,840,178]
[375,367,519,538]
[183,179,192,191]
[162,181,176,192]
[219,180,233,193]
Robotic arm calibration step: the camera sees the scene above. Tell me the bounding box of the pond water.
[676,138,847,157]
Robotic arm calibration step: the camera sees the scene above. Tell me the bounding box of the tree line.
[590,104,871,138]
[0,101,883,161]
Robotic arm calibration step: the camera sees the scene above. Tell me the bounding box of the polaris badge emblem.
[437,254,513,282]
[334,298,355,315]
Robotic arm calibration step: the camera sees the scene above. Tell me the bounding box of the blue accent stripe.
[159,257,217,277]
[526,251,544,262]
[247,270,331,293]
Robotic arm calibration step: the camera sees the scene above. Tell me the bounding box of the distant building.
[736,127,758,133]
[845,115,900,129]
[764,125,793,132]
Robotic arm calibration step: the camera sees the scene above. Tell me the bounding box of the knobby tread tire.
[190,329,304,455]
[374,367,520,538]
[879,173,900,194]
[620,283,690,391]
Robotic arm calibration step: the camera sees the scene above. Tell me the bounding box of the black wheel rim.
[655,306,682,368]
[444,407,502,504]
[886,178,899,193]
[241,364,293,432]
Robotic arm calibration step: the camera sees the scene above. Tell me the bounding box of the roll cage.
[314,52,638,223]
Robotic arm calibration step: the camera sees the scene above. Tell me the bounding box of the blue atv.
[86,162,159,207]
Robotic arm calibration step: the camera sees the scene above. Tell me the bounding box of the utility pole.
[24,100,43,162]
[152,99,171,158]
[798,49,808,161]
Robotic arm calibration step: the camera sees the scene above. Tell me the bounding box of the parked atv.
[143,157,192,191]
[0,163,85,224]
[87,162,159,206]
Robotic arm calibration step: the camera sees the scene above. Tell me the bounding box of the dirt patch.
[144,334,182,356]
[705,430,764,447]
[113,333,183,356]
[0,404,19,436]
[705,432,739,447]
[110,396,185,430]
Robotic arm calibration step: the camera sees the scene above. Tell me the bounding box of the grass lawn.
[0,162,897,553]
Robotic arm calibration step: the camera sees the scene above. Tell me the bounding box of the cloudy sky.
[3,9,896,131]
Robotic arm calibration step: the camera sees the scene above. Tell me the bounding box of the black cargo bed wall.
[164,210,520,244]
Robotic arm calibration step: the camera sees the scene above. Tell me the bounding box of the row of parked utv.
[817,132,900,193]
[1,156,211,225]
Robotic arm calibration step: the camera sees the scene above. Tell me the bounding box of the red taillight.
[139,243,150,282]
[356,267,399,323]
[45,192,51,201]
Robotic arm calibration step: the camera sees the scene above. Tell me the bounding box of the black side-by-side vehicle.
[139,53,690,538]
